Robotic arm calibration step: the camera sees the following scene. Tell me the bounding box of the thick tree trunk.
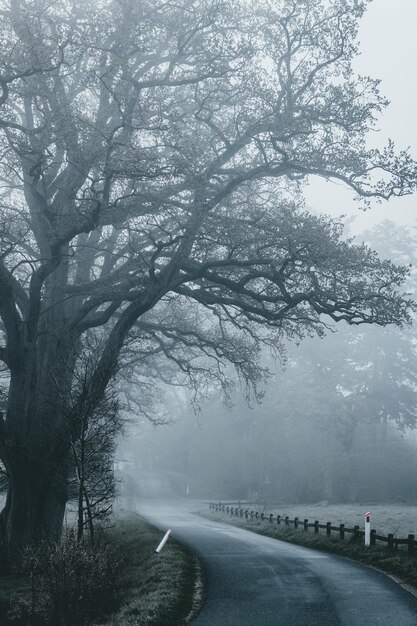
[3,448,69,566]
[0,354,73,567]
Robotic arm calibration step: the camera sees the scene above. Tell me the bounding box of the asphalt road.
[137,499,417,625]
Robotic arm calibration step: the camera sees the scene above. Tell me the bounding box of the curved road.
[137,500,417,625]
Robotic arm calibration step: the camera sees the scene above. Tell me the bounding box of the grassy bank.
[0,513,200,625]
[102,512,200,626]
[201,507,417,590]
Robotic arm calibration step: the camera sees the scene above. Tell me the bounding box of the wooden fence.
[208,503,417,556]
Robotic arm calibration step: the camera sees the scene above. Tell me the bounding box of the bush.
[23,529,120,625]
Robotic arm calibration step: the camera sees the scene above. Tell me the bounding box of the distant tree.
[156,327,417,505]
[0,0,416,563]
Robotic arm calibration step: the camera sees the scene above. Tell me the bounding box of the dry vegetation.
[0,513,198,625]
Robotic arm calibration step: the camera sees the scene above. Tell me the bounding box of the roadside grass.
[102,512,200,626]
[201,508,417,590]
[0,513,199,626]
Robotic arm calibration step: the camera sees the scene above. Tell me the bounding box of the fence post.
[304,519,308,531]
[240,509,244,518]
[285,516,289,526]
[339,524,345,540]
[387,533,394,551]
[270,514,273,524]
[226,506,229,513]
[326,522,331,536]
[408,535,415,556]
[261,512,264,521]
[255,511,259,519]
[354,525,359,541]
[277,515,281,525]
[314,520,319,534]
[294,517,299,529]
[370,529,376,546]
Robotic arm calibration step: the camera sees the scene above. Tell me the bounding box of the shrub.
[23,529,120,625]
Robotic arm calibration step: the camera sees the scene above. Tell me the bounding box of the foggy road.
[137,500,417,626]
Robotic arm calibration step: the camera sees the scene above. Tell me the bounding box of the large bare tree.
[0,0,416,563]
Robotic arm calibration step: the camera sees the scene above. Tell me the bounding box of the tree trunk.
[83,487,95,546]
[3,448,69,566]
[77,478,84,542]
[0,329,77,567]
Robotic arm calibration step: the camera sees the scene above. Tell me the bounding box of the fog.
[117,1,417,506]
[307,0,417,235]
[119,311,417,504]
[119,219,417,504]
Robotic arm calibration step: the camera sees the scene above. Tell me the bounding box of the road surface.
[137,499,417,625]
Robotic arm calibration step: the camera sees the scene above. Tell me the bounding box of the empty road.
[137,500,417,625]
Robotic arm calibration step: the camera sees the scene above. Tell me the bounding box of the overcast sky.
[305,0,417,236]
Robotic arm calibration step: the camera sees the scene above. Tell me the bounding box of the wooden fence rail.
[208,503,416,557]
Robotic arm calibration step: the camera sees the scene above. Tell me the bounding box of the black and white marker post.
[364,512,371,547]
[155,529,172,553]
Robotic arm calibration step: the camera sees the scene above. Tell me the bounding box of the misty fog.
[117,223,417,506]
[112,1,417,509]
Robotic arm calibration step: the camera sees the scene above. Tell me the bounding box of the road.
[137,499,417,626]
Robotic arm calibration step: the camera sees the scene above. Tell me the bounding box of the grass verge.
[0,513,200,626]
[102,511,200,626]
[200,509,417,591]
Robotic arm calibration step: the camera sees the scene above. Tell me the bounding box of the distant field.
[235,503,417,538]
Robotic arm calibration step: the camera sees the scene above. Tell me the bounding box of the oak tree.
[0,0,416,562]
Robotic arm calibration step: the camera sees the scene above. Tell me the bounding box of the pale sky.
[305,0,417,235]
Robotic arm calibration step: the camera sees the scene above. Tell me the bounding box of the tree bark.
[4,448,69,565]
[0,338,74,566]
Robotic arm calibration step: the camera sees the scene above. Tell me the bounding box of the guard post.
[364,511,371,547]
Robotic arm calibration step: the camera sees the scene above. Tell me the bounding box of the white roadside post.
[155,529,172,553]
[364,512,371,547]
